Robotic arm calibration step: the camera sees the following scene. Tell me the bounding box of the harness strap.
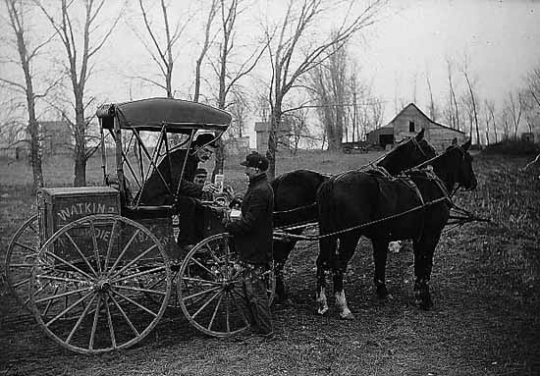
[399,176,425,241]
[426,170,453,207]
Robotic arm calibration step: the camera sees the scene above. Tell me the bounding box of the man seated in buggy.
[136,133,219,250]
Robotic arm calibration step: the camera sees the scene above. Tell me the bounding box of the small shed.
[254,121,292,152]
[368,103,467,152]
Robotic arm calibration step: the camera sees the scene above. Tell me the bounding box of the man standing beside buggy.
[224,152,274,337]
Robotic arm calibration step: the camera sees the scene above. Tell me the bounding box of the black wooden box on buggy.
[4,98,274,354]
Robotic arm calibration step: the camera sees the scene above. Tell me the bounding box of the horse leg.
[332,233,360,320]
[372,236,391,300]
[413,233,441,310]
[273,239,297,304]
[315,235,336,315]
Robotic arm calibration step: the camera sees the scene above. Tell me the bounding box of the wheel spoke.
[64,232,98,277]
[14,241,38,253]
[89,294,102,350]
[112,264,166,284]
[192,289,222,319]
[110,289,159,317]
[182,285,221,301]
[187,256,215,278]
[66,294,97,344]
[108,292,140,337]
[104,295,117,349]
[109,244,157,280]
[89,220,102,274]
[104,219,118,271]
[181,276,220,285]
[208,292,225,331]
[11,276,31,289]
[34,286,92,304]
[44,290,94,327]
[41,250,95,281]
[36,274,88,284]
[109,229,140,274]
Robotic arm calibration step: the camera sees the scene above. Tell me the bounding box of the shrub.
[482,139,539,156]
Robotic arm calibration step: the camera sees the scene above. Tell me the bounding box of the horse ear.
[415,128,425,140]
[451,138,458,146]
[462,139,472,151]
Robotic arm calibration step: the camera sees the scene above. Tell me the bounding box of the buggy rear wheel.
[178,233,275,338]
[5,214,40,310]
[28,214,172,354]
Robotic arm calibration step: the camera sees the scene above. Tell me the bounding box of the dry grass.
[0,151,539,376]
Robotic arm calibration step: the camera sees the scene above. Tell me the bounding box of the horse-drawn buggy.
[5,98,274,354]
[5,97,482,355]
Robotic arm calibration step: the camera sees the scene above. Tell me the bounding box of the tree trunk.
[74,157,87,187]
[28,118,43,193]
[267,103,281,180]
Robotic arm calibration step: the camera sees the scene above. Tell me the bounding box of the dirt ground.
[0,152,539,376]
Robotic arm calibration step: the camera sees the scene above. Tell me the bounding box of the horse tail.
[317,177,337,235]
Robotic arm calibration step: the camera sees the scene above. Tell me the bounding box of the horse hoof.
[317,307,328,316]
[340,311,355,320]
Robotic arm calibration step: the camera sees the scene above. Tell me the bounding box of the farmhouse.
[367,103,467,151]
[254,121,293,152]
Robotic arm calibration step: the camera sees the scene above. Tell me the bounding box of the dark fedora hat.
[240,151,269,171]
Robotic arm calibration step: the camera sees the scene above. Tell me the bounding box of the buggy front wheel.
[178,233,275,338]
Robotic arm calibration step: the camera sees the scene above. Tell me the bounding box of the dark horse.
[315,140,477,318]
[271,129,437,303]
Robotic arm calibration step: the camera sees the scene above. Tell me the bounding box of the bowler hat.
[240,152,269,171]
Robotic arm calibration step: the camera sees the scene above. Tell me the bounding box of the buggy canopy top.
[97,97,231,134]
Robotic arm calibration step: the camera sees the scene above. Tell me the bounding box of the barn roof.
[389,103,465,134]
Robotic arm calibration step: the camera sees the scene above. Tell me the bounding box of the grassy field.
[0,150,539,376]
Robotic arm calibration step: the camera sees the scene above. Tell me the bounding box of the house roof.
[388,103,466,134]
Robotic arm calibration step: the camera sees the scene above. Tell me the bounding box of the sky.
[1,0,540,145]
[361,0,540,119]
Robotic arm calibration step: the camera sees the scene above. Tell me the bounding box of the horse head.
[442,139,477,191]
[379,129,437,174]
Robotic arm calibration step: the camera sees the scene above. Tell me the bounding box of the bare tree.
[460,56,481,145]
[193,0,219,102]
[37,0,122,186]
[263,0,387,178]
[484,99,498,144]
[136,0,191,98]
[307,38,349,151]
[425,68,438,122]
[443,57,460,130]
[1,0,55,192]
[211,0,265,177]
[503,91,524,139]
[285,107,310,155]
[521,66,540,136]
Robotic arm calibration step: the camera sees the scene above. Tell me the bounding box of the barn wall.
[391,105,467,151]
[392,105,432,143]
[428,126,467,150]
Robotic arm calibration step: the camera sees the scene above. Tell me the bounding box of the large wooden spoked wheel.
[178,233,275,337]
[5,214,40,310]
[28,214,172,354]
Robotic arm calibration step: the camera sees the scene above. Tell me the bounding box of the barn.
[367,103,467,151]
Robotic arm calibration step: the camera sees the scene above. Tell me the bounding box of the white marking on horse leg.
[335,290,355,320]
[316,287,328,315]
[388,240,402,253]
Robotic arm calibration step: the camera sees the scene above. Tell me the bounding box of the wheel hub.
[95,278,111,292]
